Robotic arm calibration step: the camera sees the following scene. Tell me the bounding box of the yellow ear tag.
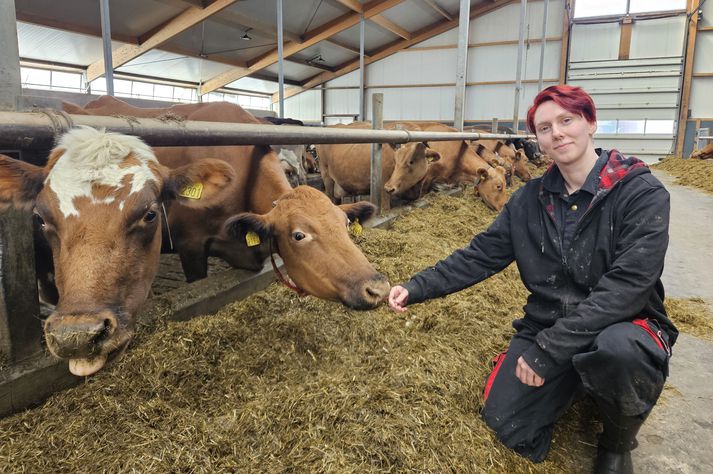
[349,219,363,236]
[245,231,261,247]
[178,182,203,200]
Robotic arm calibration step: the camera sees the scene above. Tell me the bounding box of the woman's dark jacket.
[402,150,678,380]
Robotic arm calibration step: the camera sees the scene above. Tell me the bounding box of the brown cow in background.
[317,121,508,211]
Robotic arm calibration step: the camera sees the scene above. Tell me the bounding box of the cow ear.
[340,201,377,224]
[0,154,46,211]
[222,212,273,245]
[165,158,236,208]
[387,143,401,151]
[475,143,486,155]
[425,149,441,163]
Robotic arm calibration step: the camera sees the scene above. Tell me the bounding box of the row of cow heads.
[0,128,389,376]
[381,140,509,212]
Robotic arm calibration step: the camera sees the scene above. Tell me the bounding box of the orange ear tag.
[349,219,363,236]
[245,231,261,247]
[178,182,203,200]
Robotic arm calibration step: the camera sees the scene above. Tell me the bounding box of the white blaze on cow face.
[45,127,159,218]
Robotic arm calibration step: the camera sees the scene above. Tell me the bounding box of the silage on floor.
[2,182,706,473]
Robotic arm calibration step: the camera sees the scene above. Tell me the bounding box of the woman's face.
[533,100,597,167]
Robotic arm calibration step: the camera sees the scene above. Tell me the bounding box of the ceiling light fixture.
[306,54,326,64]
[241,28,252,41]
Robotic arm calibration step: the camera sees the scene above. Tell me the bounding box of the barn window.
[617,120,646,134]
[645,120,675,134]
[574,0,686,18]
[597,120,618,134]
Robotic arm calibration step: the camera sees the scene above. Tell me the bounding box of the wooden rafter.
[324,38,365,56]
[335,0,412,40]
[276,0,516,102]
[370,15,411,39]
[16,12,248,76]
[86,0,238,82]
[419,0,453,21]
[198,0,404,95]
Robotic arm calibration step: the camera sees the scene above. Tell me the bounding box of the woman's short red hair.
[526,85,596,133]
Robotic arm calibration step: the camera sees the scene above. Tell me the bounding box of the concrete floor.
[633,171,713,473]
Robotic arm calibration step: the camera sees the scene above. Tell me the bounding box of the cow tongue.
[69,355,108,376]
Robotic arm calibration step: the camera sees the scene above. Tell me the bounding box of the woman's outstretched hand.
[388,285,409,313]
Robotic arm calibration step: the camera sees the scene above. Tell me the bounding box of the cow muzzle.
[344,273,390,310]
[44,309,130,376]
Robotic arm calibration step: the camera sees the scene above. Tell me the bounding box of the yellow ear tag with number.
[245,231,261,247]
[178,182,203,200]
[349,218,363,236]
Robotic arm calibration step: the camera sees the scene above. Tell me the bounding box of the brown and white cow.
[0,98,390,376]
[0,127,236,376]
[317,121,508,211]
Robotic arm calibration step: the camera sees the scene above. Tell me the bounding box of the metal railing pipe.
[0,110,533,149]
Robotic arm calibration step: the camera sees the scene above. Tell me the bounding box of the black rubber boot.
[593,401,649,474]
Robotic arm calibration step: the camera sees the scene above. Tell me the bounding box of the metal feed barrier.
[0,97,534,417]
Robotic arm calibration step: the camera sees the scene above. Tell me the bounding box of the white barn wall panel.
[470,0,564,42]
[282,89,321,123]
[569,23,620,62]
[629,16,686,59]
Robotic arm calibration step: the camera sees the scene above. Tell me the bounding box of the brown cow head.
[513,149,532,182]
[473,166,508,211]
[383,142,441,196]
[0,127,236,376]
[222,186,389,309]
[473,142,511,187]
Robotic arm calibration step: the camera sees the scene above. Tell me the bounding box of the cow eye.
[143,210,158,223]
[293,231,305,241]
[33,212,46,229]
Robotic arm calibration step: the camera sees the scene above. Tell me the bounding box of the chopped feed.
[0,174,707,473]
[653,156,713,195]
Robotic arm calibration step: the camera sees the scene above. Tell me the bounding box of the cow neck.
[269,239,308,297]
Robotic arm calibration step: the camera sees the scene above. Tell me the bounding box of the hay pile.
[665,297,713,342]
[1,177,707,473]
[653,156,713,195]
